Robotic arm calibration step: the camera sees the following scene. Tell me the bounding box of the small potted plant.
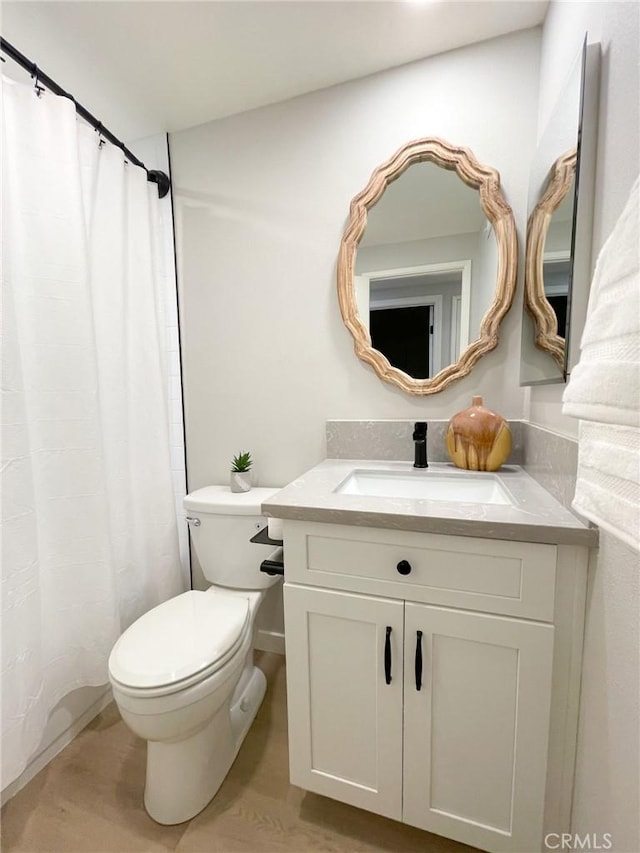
[230,451,253,493]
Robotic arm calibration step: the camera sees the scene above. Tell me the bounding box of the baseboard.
[255,628,285,655]
[1,686,113,806]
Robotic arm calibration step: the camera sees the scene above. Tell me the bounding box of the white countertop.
[262,459,598,547]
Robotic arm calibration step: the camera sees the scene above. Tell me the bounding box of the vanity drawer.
[284,520,557,621]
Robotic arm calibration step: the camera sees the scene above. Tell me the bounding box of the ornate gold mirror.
[524,148,577,371]
[337,138,517,396]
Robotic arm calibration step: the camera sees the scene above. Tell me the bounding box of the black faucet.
[413,422,428,468]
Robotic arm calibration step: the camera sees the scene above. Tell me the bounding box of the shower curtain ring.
[96,122,105,148]
[33,65,44,97]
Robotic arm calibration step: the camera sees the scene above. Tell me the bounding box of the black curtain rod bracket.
[1,37,170,198]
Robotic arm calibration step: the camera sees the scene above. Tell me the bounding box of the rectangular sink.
[335,469,514,506]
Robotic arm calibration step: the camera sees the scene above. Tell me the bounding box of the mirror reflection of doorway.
[358,263,469,379]
[543,255,571,339]
[370,304,434,379]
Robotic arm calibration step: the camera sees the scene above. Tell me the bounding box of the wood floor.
[1,652,476,853]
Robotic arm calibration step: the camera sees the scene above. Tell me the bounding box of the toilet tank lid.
[184,485,281,515]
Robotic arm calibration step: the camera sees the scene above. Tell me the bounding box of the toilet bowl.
[108,486,281,825]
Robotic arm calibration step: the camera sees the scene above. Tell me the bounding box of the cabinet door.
[284,584,404,820]
[403,603,554,853]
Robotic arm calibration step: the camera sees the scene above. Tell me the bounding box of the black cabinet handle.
[397,560,412,576]
[384,626,392,684]
[415,630,423,691]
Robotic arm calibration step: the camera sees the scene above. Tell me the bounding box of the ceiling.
[2,1,548,141]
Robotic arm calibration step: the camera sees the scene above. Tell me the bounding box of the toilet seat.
[108,590,251,697]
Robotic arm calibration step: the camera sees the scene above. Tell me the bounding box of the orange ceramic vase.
[446,396,512,472]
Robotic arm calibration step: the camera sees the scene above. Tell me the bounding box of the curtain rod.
[1,37,171,199]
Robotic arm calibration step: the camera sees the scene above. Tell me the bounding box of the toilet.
[107,486,282,825]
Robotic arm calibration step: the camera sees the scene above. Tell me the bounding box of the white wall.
[355,232,479,276]
[546,218,572,253]
[530,4,640,850]
[171,29,539,501]
[472,221,499,337]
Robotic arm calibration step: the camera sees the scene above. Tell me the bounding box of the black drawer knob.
[397,560,412,576]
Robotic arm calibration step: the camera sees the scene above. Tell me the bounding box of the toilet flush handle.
[185,516,201,527]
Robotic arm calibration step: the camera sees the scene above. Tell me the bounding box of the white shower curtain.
[1,77,185,788]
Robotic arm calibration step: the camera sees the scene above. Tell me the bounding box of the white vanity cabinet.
[285,585,404,819]
[282,519,589,853]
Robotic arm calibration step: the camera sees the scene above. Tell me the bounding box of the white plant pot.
[230,471,252,493]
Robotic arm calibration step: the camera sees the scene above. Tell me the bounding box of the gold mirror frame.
[337,137,518,396]
[524,147,577,372]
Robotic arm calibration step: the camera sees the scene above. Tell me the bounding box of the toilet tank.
[183,486,282,590]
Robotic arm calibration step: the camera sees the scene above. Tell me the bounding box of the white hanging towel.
[562,176,640,550]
